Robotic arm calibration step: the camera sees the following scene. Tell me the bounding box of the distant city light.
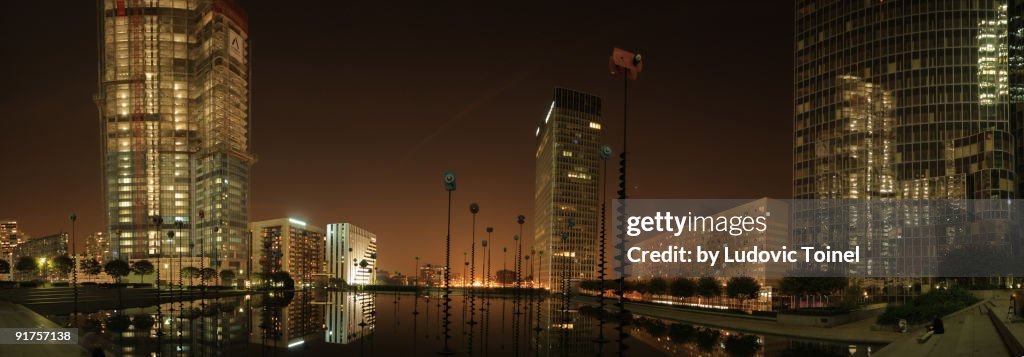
[288,340,305,348]
[288,218,307,226]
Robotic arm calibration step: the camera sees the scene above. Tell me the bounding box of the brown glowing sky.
[0,1,792,273]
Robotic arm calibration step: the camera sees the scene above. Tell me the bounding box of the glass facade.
[794,0,1016,200]
[793,0,1022,278]
[97,0,252,272]
[534,88,601,292]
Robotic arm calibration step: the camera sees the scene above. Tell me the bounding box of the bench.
[917,330,934,343]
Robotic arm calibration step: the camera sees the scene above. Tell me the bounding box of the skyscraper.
[95,0,253,272]
[534,87,601,292]
[793,0,1021,277]
[794,0,1015,201]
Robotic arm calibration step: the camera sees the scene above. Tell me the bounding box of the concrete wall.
[778,303,887,327]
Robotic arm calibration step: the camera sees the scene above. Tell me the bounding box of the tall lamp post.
[175,219,184,298]
[609,47,643,354]
[70,213,78,321]
[515,214,525,314]
[595,144,613,345]
[441,171,456,355]
[468,203,479,325]
[413,256,420,316]
[167,230,175,313]
[481,236,490,311]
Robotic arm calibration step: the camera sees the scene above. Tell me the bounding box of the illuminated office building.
[95,0,253,273]
[13,233,68,260]
[325,223,377,286]
[0,220,25,258]
[251,218,324,286]
[84,231,110,261]
[793,1,1023,277]
[534,87,601,292]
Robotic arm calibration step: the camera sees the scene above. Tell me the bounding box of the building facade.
[534,87,602,292]
[251,218,324,287]
[0,220,25,259]
[95,0,253,274]
[325,223,377,286]
[13,233,68,260]
[84,231,110,261]
[793,0,1024,277]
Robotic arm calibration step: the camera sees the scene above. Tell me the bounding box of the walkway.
[875,298,1012,357]
[0,300,82,357]
[574,296,901,344]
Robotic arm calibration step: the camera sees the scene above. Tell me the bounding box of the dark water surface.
[47,290,882,356]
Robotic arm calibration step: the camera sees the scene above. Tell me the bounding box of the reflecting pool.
[47,290,883,356]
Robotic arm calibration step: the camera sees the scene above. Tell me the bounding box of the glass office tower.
[96,0,252,272]
[793,0,1020,278]
[534,88,602,292]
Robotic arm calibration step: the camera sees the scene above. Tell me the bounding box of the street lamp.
[515,214,525,316]
[440,170,456,355]
[595,144,613,345]
[70,213,78,325]
[38,257,47,281]
[468,203,479,325]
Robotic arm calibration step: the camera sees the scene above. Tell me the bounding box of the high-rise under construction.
[95,0,253,275]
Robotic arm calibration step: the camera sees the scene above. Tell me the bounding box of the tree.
[104,260,130,283]
[130,260,155,284]
[267,271,294,290]
[81,258,102,276]
[779,276,847,296]
[199,268,217,282]
[219,270,236,286]
[15,256,38,280]
[52,255,75,279]
[670,277,697,298]
[0,259,9,275]
[723,334,761,357]
[648,277,668,295]
[696,277,722,302]
[181,267,200,280]
[726,276,761,309]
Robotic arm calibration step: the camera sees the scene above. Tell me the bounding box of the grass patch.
[876,288,978,325]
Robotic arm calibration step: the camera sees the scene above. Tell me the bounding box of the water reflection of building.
[323,291,376,344]
[80,296,252,356]
[538,298,597,355]
[251,291,325,349]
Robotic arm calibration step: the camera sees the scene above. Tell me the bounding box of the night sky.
[0,1,792,273]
